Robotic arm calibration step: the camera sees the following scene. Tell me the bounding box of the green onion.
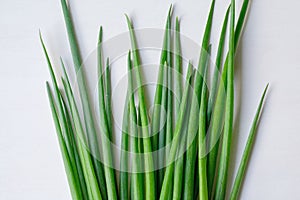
[125,15,156,200]
[198,83,209,200]
[206,7,229,196]
[154,8,172,195]
[198,45,212,200]
[159,69,194,200]
[97,26,118,200]
[136,105,145,198]
[46,82,83,200]
[44,2,268,199]
[61,76,103,200]
[207,1,251,197]
[60,2,108,198]
[172,62,193,200]
[182,0,215,198]
[158,62,168,195]
[61,59,89,200]
[105,57,113,136]
[174,17,183,114]
[229,84,269,200]
[119,52,131,200]
[214,0,235,199]
[60,57,104,199]
[207,6,230,121]
[161,9,174,194]
[40,34,77,175]
[152,4,172,156]
[128,51,144,200]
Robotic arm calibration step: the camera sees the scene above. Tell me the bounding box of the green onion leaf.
[61,77,103,200]
[46,82,83,200]
[97,27,118,200]
[125,15,156,200]
[60,2,108,197]
[214,0,235,199]
[128,51,144,200]
[172,62,193,200]
[182,0,215,198]
[159,69,194,200]
[229,84,269,200]
[119,52,131,200]
[152,4,172,157]
[207,1,252,196]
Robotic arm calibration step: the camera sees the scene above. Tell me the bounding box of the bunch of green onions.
[43,0,269,199]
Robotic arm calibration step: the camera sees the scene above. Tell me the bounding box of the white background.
[1,0,300,199]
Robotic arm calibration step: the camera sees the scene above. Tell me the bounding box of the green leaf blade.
[125,15,156,200]
[159,69,194,200]
[172,62,193,200]
[62,78,103,200]
[46,82,83,200]
[97,27,118,200]
[60,2,108,198]
[207,0,252,196]
[119,52,131,200]
[182,1,216,197]
[229,84,269,200]
[214,0,235,199]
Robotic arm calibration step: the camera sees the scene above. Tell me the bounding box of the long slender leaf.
[97,27,118,200]
[60,80,89,200]
[182,1,215,198]
[160,11,174,193]
[105,57,113,136]
[46,82,83,200]
[158,62,168,194]
[137,105,145,198]
[214,0,235,199]
[206,6,230,197]
[40,33,77,173]
[129,98,141,200]
[207,1,252,196]
[155,8,172,196]
[221,0,251,89]
[184,44,211,200]
[128,52,144,200]
[119,52,131,200]
[61,60,106,200]
[40,33,88,200]
[165,15,173,144]
[152,5,172,154]
[60,2,107,197]
[61,78,102,200]
[198,64,209,200]
[125,15,156,200]
[172,62,193,200]
[165,60,173,200]
[159,69,194,200]
[174,17,183,112]
[207,6,230,121]
[229,84,269,200]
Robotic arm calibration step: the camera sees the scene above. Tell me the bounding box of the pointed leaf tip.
[38,29,42,38]
[263,83,270,97]
[98,26,103,43]
[39,30,44,44]
[168,4,173,17]
[125,14,133,29]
